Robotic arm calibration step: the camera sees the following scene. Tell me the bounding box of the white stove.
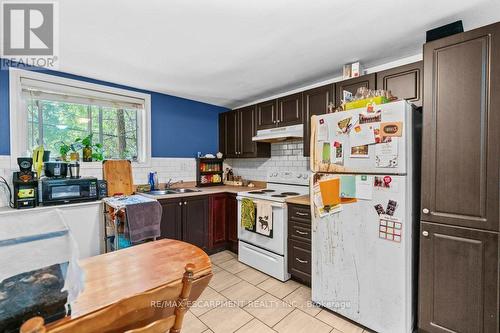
[237,170,310,281]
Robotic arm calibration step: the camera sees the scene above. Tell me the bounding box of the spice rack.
[196,158,224,187]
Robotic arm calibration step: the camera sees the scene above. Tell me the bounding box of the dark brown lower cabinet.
[159,199,182,240]
[209,193,227,250]
[419,222,499,333]
[287,203,311,285]
[226,193,238,253]
[182,196,208,250]
[159,196,208,250]
[207,193,238,253]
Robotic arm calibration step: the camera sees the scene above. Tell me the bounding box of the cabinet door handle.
[295,212,309,216]
[184,201,187,205]
[422,231,429,237]
[295,257,308,264]
[422,208,430,214]
[178,202,182,206]
[295,230,309,236]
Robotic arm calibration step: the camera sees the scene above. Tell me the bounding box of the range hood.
[252,124,303,143]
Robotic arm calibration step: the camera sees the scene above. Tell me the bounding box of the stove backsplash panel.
[224,140,309,182]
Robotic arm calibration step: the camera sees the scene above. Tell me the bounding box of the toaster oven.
[39,177,99,206]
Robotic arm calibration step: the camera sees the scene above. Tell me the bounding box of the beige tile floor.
[182,250,369,333]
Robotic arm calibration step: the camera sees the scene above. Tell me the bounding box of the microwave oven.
[39,177,99,206]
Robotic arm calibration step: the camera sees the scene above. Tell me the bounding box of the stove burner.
[271,194,287,198]
[281,192,300,196]
[261,189,275,192]
[249,191,266,194]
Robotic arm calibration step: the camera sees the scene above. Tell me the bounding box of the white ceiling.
[58,0,500,108]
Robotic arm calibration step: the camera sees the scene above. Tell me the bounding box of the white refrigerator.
[310,100,420,333]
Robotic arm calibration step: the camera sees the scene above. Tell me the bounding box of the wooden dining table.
[49,239,212,328]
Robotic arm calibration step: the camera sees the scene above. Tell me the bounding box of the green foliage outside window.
[27,98,139,161]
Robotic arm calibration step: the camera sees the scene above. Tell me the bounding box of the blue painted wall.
[0,61,227,157]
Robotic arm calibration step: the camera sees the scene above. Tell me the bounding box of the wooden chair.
[21,264,196,333]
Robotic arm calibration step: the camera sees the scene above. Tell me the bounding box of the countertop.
[0,185,262,213]
[285,194,310,206]
[137,185,264,200]
[0,200,103,216]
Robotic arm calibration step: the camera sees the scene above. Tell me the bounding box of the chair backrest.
[20,263,195,333]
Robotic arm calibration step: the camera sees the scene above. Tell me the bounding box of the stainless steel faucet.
[165,178,183,189]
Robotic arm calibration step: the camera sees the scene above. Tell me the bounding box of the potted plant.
[69,139,82,161]
[81,134,104,162]
[59,142,71,161]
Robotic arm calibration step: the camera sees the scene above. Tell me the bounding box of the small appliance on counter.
[97,179,108,199]
[44,161,68,178]
[196,157,224,187]
[13,157,38,209]
[68,162,80,178]
[38,176,99,206]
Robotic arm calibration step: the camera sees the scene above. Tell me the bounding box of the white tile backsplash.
[224,140,310,181]
[0,141,309,207]
[0,156,196,207]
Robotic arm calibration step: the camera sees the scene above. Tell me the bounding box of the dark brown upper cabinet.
[239,105,267,158]
[219,110,239,158]
[335,73,376,106]
[376,61,423,107]
[218,113,227,157]
[256,99,277,130]
[419,222,499,333]
[219,107,270,159]
[421,22,500,231]
[302,84,334,157]
[277,93,303,127]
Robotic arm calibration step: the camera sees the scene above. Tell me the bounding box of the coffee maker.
[13,157,38,209]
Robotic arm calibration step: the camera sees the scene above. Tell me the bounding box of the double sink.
[145,188,202,196]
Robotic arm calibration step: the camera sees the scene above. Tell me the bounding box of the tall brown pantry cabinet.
[419,22,500,333]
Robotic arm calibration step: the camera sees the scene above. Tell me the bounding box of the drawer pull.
[295,230,309,236]
[295,212,309,216]
[295,257,308,264]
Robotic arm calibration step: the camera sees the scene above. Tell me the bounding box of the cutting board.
[102,160,134,196]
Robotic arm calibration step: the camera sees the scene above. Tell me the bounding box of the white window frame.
[9,68,152,169]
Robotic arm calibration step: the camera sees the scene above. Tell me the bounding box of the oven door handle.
[237,196,288,208]
[252,201,287,209]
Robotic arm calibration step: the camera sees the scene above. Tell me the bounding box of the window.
[26,97,139,160]
[9,68,151,167]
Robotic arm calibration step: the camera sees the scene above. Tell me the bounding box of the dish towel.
[241,198,256,230]
[125,200,162,243]
[256,200,273,237]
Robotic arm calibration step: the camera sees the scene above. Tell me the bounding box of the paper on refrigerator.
[375,138,399,168]
[349,123,377,147]
[355,175,374,200]
[313,181,342,218]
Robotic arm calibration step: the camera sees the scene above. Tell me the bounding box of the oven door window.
[51,185,81,199]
